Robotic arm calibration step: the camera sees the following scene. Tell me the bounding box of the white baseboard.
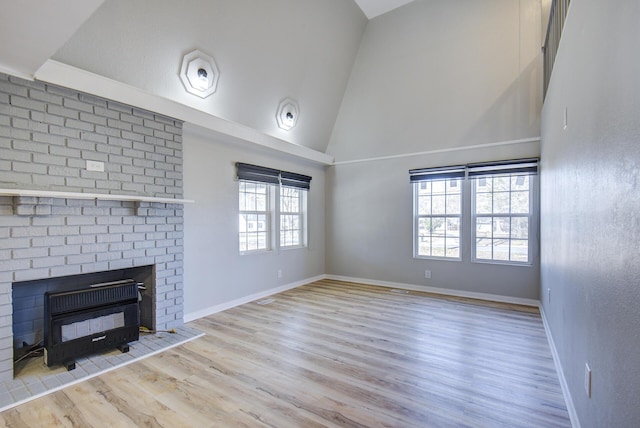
[183,274,325,323]
[540,306,581,428]
[185,274,540,322]
[324,274,540,307]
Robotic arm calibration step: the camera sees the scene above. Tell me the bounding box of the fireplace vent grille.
[48,280,139,315]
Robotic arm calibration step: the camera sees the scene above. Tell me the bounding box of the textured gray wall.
[326,0,542,162]
[0,73,184,381]
[182,125,326,318]
[540,1,640,426]
[326,142,541,301]
[325,0,543,301]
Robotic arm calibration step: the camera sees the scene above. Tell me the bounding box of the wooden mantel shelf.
[0,188,194,204]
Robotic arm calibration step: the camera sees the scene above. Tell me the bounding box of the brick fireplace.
[0,73,185,381]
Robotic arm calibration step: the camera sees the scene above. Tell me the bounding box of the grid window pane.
[493,192,510,213]
[511,239,529,262]
[239,181,270,252]
[432,195,446,215]
[418,196,431,215]
[415,178,462,259]
[512,175,529,190]
[512,218,529,239]
[494,177,510,191]
[511,191,530,214]
[477,177,492,191]
[473,174,532,263]
[475,238,493,260]
[447,218,460,238]
[476,217,492,238]
[446,237,460,258]
[446,194,461,215]
[280,187,306,248]
[418,181,431,194]
[493,240,511,261]
[475,192,492,214]
[493,217,510,239]
[431,180,445,194]
[256,194,266,211]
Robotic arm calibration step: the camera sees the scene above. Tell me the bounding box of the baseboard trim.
[540,306,581,428]
[183,274,326,323]
[324,274,540,307]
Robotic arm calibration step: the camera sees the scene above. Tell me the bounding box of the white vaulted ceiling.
[0,0,413,163]
[0,0,412,81]
[0,0,104,79]
[353,0,416,19]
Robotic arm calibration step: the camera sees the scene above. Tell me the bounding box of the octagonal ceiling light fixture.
[276,98,299,131]
[179,49,219,98]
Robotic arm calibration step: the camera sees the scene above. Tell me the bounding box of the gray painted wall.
[540,1,640,426]
[182,125,325,318]
[326,0,542,162]
[53,0,367,153]
[325,0,543,301]
[326,141,541,300]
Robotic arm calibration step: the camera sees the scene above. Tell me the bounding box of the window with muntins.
[414,179,462,259]
[239,181,270,252]
[280,186,305,248]
[236,163,311,254]
[410,158,537,265]
[473,174,531,263]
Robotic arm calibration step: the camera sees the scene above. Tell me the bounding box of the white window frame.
[413,178,463,260]
[471,173,536,265]
[238,180,273,254]
[239,181,309,254]
[278,186,308,249]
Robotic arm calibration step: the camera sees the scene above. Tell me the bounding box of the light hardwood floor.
[0,279,571,427]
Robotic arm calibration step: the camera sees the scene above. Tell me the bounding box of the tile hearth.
[0,325,203,411]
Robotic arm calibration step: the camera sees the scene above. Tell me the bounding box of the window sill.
[413,255,461,262]
[239,248,272,256]
[280,245,307,251]
[472,259,533,267]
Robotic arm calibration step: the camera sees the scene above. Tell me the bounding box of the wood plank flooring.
[0,279,571,427]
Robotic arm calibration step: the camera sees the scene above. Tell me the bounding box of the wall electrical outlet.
[86,160,105,172]
[584,363,592,397]
[424,270,431,279]
[277,269,283,279]
[547,288,551,304]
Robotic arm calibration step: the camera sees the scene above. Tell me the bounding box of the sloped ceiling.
[0,0,413,80]
[0,0,412,163]
[0,0,104,79]
[353,0,416,19]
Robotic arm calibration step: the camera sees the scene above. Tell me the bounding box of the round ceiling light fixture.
[179,49,219,98]
[276,98,299,131]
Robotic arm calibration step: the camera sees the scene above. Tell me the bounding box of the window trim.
[238,180,274,254]
[278,185,308,250]
[413,178,463,261]
[410,158,538,266]
[236,162,312,255]
[471,173,536,266]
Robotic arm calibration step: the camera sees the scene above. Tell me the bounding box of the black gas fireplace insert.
[44,279,140,371]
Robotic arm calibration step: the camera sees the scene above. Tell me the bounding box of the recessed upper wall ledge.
[34,60,334,166]
[0,188,193,204]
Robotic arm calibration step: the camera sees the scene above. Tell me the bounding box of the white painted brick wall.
[0,73,185,381]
